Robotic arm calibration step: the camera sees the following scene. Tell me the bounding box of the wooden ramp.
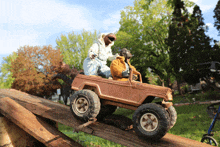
[0,89,212,147]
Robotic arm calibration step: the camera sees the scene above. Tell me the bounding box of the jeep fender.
[72,82,102,96]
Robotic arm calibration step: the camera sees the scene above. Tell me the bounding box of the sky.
[0,0,219,65]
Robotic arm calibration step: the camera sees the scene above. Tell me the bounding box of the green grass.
[172,91,220,104]
[113,104,220,143]
[58,123,124,147]
[170,104,220,142]
[59,94,220,146]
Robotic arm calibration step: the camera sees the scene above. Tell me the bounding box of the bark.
[167,73,173,89]
[177,79,183,95]
[0,97,82,147]
[0,89,211,147]
[158,75,165,87]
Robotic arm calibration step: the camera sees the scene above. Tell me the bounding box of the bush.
[181,85,189,94]
[202,90,220,100]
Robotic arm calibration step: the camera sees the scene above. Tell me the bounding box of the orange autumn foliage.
[10,45,63,98]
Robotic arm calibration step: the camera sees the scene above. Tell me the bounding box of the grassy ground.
[58,123,124,147]
[59,93,220,146]
[172,90,220,104]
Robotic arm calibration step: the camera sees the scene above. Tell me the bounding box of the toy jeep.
[69,69,177,140]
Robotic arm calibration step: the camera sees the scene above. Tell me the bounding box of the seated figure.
[83,33,118,78]
[110,48,139,81]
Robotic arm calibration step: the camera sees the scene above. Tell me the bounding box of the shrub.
[202,90,220,100]
[181,84,189,94]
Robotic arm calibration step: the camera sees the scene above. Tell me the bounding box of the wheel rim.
[140,113,158,132]
[202,136,218,146]
[74,97,89,114]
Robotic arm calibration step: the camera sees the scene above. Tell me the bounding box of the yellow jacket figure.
[110,48,138,81]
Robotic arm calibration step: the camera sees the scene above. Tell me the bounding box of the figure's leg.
[99,64,112,78]
[83,58,100,76]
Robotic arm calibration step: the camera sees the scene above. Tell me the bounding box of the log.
[0,116,40,147]
[0,97,83,147]
[0,89,212,147]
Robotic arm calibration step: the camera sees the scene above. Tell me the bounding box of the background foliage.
[10,45,63,98]
[56,29,99,70]
[0,52,17,89]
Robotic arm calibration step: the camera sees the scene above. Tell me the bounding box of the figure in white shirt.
[83,33,118,78]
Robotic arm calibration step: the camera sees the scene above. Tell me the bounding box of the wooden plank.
[0,117,12,147]
[0,97,82,147]
[0,116,40,147]
[0,89,212,147]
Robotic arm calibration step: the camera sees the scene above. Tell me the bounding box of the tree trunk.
[162,81,165,87]
[138,68,149,83]
[167,74,173,89]
[177,79,183,95]
[157,75,164,87]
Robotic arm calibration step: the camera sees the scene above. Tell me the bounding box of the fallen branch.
[74,118,97,133]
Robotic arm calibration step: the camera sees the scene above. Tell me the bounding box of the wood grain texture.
[0,89,212,147]
[0,116,27,147]
[0,97,82,147]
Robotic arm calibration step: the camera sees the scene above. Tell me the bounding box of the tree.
[214,0,220,35]
[211,40,220,62]
[179,5,212,83]
[56,29,99,70]
[10,45,63,98]
[213,0,220,63]
[0,52,18,88]
[55,29,99,104]
[167,1,213,94]
[166,0,192,94]
[113,0,175,86]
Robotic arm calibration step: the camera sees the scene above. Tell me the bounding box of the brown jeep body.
[71,73,173,110]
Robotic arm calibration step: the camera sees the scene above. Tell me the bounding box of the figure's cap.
[120,48,133,59]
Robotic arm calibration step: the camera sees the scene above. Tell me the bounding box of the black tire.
[132,103,169,140]
[97,105,117,120]
[201,136,218,146]
[166,106,177,130]
[70,90,100,121]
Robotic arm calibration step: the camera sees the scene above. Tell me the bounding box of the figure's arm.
[88,43,99,59]
[110,60,125,77]
[130,66,140,75]
[107,49,119,61]
[129,65,140,81]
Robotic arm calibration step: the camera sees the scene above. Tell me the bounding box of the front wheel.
[70,90,101,121]
[132,103,169,140]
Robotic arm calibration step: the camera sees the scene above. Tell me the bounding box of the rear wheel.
[132,103,169,140]
[70,90,100,121]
